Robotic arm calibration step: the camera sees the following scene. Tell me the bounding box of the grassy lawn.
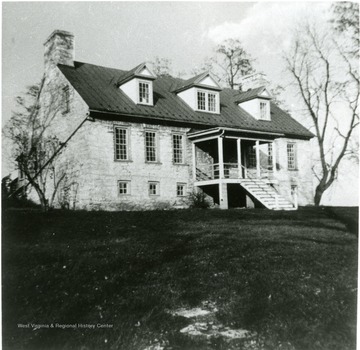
[2,207,358,350]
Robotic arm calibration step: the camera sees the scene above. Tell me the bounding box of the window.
[208,93,216,112]
[118,181,130,195]
[149,181,159,196]
[62,86,70,114]
[177,183,186,197]
[114,127,129,161]
[173,134,184,164]
[197,91,206,110]
[248,146,256,168]
[287,143,296,170]
[268,143,273,170]
[260,101,268,120]
[139,81,150,104]
[196,90,219,113]
[145,131,157,162]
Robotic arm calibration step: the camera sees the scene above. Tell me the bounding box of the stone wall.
[273,138,314,206]
[30,63,196,210]
[82,120,193,210]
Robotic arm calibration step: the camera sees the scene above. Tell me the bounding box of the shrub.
[189,190,210,209]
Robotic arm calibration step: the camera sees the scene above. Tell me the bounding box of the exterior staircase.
[196,168,212,181]
[238,178,296,211]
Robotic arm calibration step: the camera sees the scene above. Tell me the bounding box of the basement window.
[118,181,130,195]
[149,181,159,196]
[177,183,186,197]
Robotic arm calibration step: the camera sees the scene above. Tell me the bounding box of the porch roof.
[188,127,284,141]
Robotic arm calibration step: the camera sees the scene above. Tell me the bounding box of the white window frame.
[195,89,219,113]
[259,100,270,120]
[287,143,297,170]
[118,180,131,196]
[145,130,159,163]
[138,79,153,106]
[176,183,186,197]
[148,181,159,196]
[208,92,217,112]
[114,126,130,161]
[172,134,185,164]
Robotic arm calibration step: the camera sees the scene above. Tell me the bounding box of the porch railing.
[196,163,274,181]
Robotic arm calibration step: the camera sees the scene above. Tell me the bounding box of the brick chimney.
[238,73,269,91]
[44,30,74,70]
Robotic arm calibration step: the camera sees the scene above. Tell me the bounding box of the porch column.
[272,141,277,175]
[192,142,197,182]
[237,138,242,178]
[218,136,227,209]
[218,136,224,180]
[256,140,260,178]
[219,183,228,209]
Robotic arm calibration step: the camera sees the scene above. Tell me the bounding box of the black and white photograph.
[1,1,358,349]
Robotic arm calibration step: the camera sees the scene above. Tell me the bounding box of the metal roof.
[58,61,314,139]
[236,86,272,103]
[172,71,222,93]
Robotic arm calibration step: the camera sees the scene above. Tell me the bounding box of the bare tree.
[331,1,359,57]
[3,79,68,210]
[204,39,254,89]
[285,23,359,206]
[149,56,173,77]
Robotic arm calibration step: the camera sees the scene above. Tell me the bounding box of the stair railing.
[196,163,220,180]
[196,162,279,182]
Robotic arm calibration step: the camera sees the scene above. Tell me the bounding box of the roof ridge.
[70,60,128,72]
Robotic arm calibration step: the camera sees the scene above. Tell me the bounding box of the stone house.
[28,29,314,210]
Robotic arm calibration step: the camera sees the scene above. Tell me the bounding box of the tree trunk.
[314,185,325,206]
[39,195,49,212]
[33,185,49,211]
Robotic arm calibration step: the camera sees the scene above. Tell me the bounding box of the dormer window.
[196,89,219,113]
[139,81,150,104]
[197,91,206,110]
[237,87,272,121]
[208,93,217,112]
[174,72,222,114]
[118,62,156,106]
[260,101,268,120]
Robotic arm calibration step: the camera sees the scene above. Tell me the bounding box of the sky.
[2,1,358,206]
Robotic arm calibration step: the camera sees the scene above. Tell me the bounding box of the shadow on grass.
[2,207,358,350]
[325,207,359,236]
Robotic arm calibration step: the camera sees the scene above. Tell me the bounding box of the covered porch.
[188,127,296,210]
[189,127,282,184]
